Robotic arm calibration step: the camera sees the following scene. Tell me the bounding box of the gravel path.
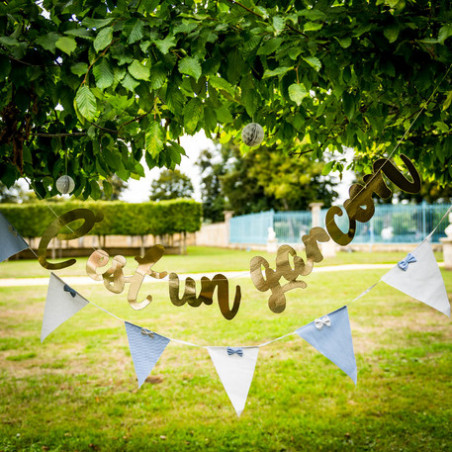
[1,262,444,287]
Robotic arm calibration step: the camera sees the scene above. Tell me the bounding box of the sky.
[120,132,355,205]
[120,131,216,203]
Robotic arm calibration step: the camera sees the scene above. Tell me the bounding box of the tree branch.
[34,132,86,137]
[225,0,262,19]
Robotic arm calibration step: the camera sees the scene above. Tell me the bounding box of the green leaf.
[71,62,88,76]
[35,32,60,53]
[183,98,203,134]
[342,92,356,120]
[174,23,198,34]
[82,17,113,29]
[165,81,185,114]
[442,91,452,111]
[149,63,167,89]
[304,22,323,32]
[302,56,322,72]
[93,59,114,89]
[178,57,202,81]
[90,180,102,200]
[263,66,292,78]
[383,24,400,43]
[154,34,177,54]
[75,85,97,121]
[64,28,92,39]
[272,16,285,35]
[216,105,233,123]
[257,38,283,55]
[288,83,308,106]
[128,19,144,44]
[0,36,20,47]
[242,89,258,117]
[94,27,113,53]
[298,9,327,21]
[145,122,165,157]
[335,36,352,49]
[0,54,11,78]
[55,36,77,55]
[209,76,235,95]
[321,160,335,176]
[438,25,452,44]
[121,73,140,92]
[128,60,150,81]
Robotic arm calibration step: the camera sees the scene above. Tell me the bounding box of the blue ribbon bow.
[397,253,417,271]
[227,347,243,357]
[63,284,77,298]
[141,328,155,338]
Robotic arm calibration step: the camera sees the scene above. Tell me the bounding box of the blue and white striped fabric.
[296,306,357,384]
[124,322,170,388]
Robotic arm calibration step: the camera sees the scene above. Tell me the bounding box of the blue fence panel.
[274,211,312,244]
[230,203,450,245]
[320,202,450,244]
[229,210,274,244]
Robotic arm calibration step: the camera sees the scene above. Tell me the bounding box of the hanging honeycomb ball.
[241,123,264,147]
[56,175,75,194]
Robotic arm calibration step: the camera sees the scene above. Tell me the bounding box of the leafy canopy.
[0,0,451,200]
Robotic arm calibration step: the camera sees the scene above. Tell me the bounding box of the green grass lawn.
[0,246,445,278]
[0,250,451,451]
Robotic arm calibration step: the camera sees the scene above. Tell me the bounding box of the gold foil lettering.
[38,209,103,270]
[250,228,329,313]
[168,273,241,320]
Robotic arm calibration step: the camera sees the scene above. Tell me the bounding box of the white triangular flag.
[41,273,89,342]
[207,346,259,417]
[381,240,450,317]
[0,213,29,262]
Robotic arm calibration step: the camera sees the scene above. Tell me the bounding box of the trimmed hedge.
[0,200,202,237]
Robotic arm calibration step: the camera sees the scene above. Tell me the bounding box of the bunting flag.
[41,273,89,342]
[0,213,29,263]
[124,322,170,388]
[381,240,451,317]
[296,306,357,384]
[207,346,259,417]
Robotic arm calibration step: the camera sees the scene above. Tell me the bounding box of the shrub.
[0,200,202,237]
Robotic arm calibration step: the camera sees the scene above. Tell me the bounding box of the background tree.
[0,182,27,203]
[149,169,194,201]
[197,143,337,219]
[197,148,228,223]
[1,1,451,199]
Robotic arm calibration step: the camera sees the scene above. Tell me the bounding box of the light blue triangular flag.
[124,322,170,388]
[296,306,357,384]
[0,213,29,262]
[41,273,89,342]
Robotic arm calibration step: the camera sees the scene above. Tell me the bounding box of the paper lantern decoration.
[56,175,75,194]
[242,123,264,147]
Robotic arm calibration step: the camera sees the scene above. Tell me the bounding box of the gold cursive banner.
[326,154,420,246]
[86,246,168,310]
[168,273,241,320]
[38,209,103,270]
[250,228,330,313]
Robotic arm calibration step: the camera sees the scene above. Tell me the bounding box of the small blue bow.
[141,328,154,338]
[397,253,417,271]
[227,347,243,357]
[63,284,77,298]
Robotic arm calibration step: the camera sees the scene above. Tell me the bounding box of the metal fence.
[229,203,451,245]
